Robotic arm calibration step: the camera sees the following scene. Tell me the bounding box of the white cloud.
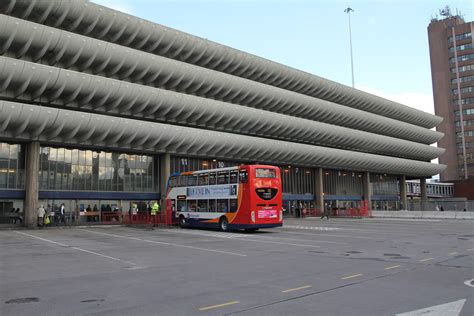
[90,0,134,14]
[357,86,435,115]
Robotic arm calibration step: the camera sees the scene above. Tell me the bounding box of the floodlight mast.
[344,7,355,88]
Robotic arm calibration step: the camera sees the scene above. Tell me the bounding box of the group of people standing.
[36,203,66,227]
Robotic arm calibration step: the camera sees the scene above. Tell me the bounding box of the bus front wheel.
[179,216,186,228]
[219,217,229,232]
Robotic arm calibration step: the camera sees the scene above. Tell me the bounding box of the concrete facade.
[0,0,446,220]
[428,15,474,181]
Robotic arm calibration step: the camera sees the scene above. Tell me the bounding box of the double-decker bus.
[166,165,283,231]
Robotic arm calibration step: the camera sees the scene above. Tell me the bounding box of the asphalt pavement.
[1,217,473,315]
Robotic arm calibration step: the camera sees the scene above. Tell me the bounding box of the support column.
[420,178,427,212]
[24,141,40,228]
[362,171,371,205]
[420,178,427,201]
[399,175,407,210]
[159,153,171,205]
[314,168,324,213]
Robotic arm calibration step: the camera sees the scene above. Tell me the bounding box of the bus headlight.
[251,211,255,223]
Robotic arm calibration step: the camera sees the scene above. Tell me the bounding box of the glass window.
[169,176,177,188]
[187,174,197,186]
[229,199,238,213]
[239,169,248,183]
[217,171,229,184]
[177,200,187,212]
[198,173,209,186]
[187,200,197,212]
[230,170,238,183]
[217,199,228,212]
[209,199,216,212]
[177,175,186,187]
[198,200,208,212]
[209,172,217,185]
[256,168,276,178]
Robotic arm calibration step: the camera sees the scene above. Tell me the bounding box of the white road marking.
[82,229,247,257]
[283,225,340,231]
[396,298,466,316]
[464,279,474,288]
[199,300,239,311]
[419,258,434,262]
[277,230,381,240]
[15,231,138,266]
[340,273,363,280]
[160,228,321,248]
[384,265,401,270]
[282,285,312,293]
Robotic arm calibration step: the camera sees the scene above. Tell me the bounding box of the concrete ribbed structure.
[0,101,445,178]
[0,0,445,179]
[0,0,442,129]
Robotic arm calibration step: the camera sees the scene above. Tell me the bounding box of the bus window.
[239,170,248,183]
[229,199,238,212]
[256,168,276,178]
[217,199,228,212]
[198,199,208,212]
[187,200,197,212]
[198,173,209,186]
[209,172,217,185]
[217,171,229,184]
[178,175,186,187]
[177,200,187,212]
[209,199,216,212]
[169,176,177,188]
[187,174,198,186]
[230,170,238,183]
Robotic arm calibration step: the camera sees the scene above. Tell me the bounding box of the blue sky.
[92,0,472,115]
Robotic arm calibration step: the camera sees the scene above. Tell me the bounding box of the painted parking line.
[448,252,458,256]
[82,229,248,257]
[467,248,474,251]
[340,273,363,280]
[159,228,322,248]
[15,231,138,267]
[282,285,312,293]
[283,225,340,231]
[384,265,401,270]
[199,300,239,311]
[419,257,434,262]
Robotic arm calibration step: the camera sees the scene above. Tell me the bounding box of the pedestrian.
[150,201,160,228]
[440,206,444,212]
[321,204,330,220]
[37,205,45,227]
[59,203,66,225]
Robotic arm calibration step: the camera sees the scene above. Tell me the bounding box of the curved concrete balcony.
[0,101,446,177]
[0,0,442,129]
[0,56,443,161]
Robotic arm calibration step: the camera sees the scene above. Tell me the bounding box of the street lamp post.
[344,7,355,88]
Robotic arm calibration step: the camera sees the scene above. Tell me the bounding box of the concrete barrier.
[371,210,473,219]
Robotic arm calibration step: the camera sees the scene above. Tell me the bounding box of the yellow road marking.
[467,248,474,251]
[199,301,239,311]
[419,257,433,262]
[384,265,401,270]
[282,285,312,293]
[449,252,458,256]
[341,273,363,280]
